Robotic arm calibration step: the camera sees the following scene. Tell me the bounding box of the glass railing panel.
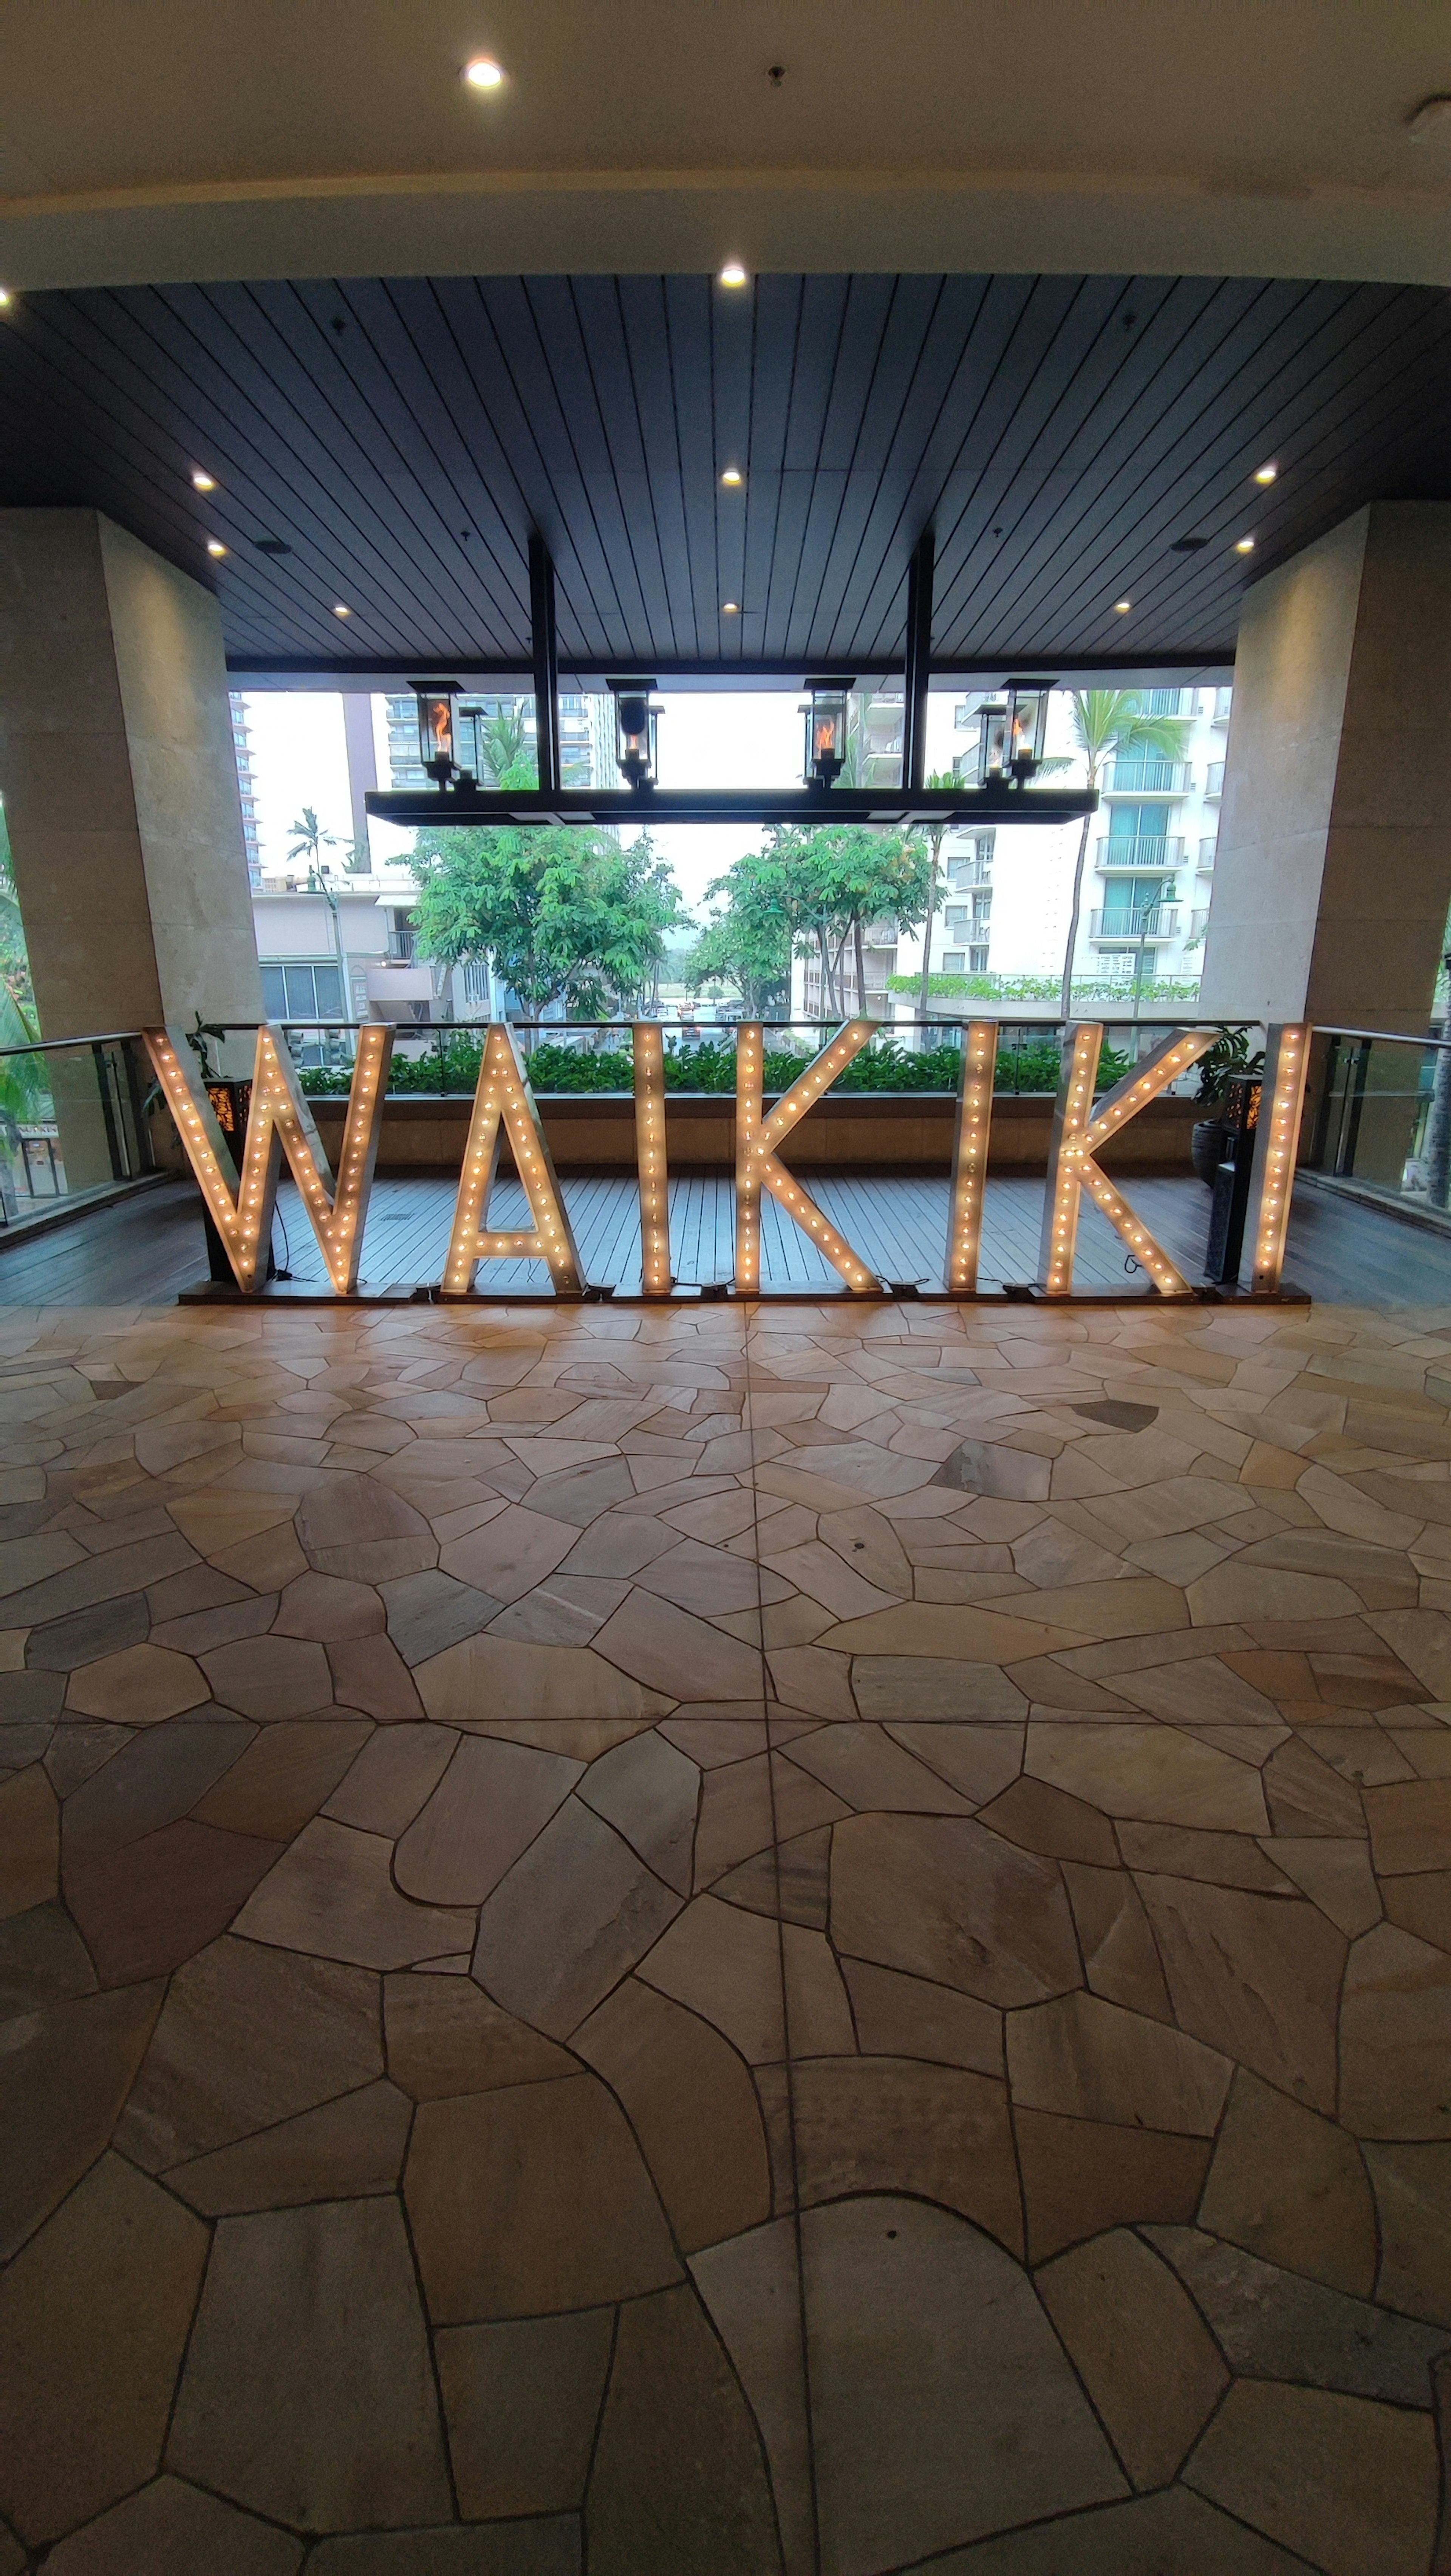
[0,1035,155,1229]
[1303,1031,1448,1219]
[1095,836,1183,870]
[1104,760,1189,793]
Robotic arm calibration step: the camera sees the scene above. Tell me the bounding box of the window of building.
[945,906,970,934]
[461,960,490,1008]
[1145,687,1187,716]
[971,890,992,924]
[942,951,965,973]
[968,944,990,972]
[260,961,346,1020]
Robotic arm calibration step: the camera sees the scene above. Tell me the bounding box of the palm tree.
[1056,692,1193,1019]
[287,807,338,875]
[473,702,535,788]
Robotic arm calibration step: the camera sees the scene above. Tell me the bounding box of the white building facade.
[862,682,1231,1024]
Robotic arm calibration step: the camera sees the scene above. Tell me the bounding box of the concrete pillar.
[0,509,262,1044]
[1200,502,1451,1036]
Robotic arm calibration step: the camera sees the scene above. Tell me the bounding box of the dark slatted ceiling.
[0,272,1447,675]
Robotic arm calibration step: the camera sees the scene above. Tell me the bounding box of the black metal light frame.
[366,536,1098,831]
[367,782,1097,825]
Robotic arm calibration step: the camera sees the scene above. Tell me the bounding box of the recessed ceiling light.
[1171,536,1209,553]
[333,604,352,618]
[192,470,217,492]
[722,600,740,614]
[463,56,504,87]
[1254,463,1278,484]
[0,288,12,309]
[255,536,292,555]
[718,261,749,288]
[207,541,228,558]
[1234,537,1256,553]
[1113,599,1132,615]
[721,468,743,487]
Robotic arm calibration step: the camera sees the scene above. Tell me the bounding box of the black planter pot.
[1191,1117,1229,1186]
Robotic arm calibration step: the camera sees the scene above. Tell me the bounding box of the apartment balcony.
[1087,906,1181,943]
[1094,835,1183,873]
[1198,837,1218,869]
[1205,762,1225,797]
[1211,687,1234,723]
[1103,759,1190,795]
[386,926,417,963]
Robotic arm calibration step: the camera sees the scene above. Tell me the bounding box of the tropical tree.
[0,803,34,1020]
[1055,692,1193,1017]
[766,824,932,1016]
[685,849,795,1016]
[410,822,684,1026]
[0,813,44,1155]
[287,807,339,878]
[555,835,687,1016]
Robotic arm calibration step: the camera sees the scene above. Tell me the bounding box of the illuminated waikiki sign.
[143,1020,1309,1301]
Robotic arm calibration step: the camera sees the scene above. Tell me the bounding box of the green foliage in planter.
[297,1029,1132,1099]
[1194,1023,1266,1106]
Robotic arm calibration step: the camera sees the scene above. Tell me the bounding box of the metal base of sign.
[178,1277,432,1305]
[178,1276,1313,1308]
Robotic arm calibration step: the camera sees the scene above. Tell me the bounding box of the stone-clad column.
[0,508,261,1041]
[1200,502,1451,1037]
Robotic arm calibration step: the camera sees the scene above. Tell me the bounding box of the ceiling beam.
[900,531,935,794]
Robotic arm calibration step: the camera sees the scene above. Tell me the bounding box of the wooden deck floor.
[0,1167,1447,1308]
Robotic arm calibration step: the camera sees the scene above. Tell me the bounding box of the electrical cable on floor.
[272,1209,293,1281]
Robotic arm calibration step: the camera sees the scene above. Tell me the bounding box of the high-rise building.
[228,694,263,890]
[885,684,1230,1012]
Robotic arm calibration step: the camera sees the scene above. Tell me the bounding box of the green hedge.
[298,1032,1132,1099]
[886,972,1205,1004]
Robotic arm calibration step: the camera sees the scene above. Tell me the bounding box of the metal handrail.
[0,1029,147,1058]
[169,1014,1261,1035]
[0,1011,1271,1060]
[1310,1025,1451,1052]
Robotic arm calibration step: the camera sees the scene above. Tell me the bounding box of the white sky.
[243,693,352,870]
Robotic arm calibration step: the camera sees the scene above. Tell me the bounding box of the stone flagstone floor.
[3,1291,1451,2572]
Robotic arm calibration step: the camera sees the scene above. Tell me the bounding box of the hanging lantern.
[411,680,465,785]
[609,677,661,788]
[455,701,485,779]
[976,700,1009,783]
[800,677,854,788]
[1003,677,1054,780]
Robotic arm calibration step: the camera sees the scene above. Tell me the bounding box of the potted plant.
[1192,1026,1265,1184]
